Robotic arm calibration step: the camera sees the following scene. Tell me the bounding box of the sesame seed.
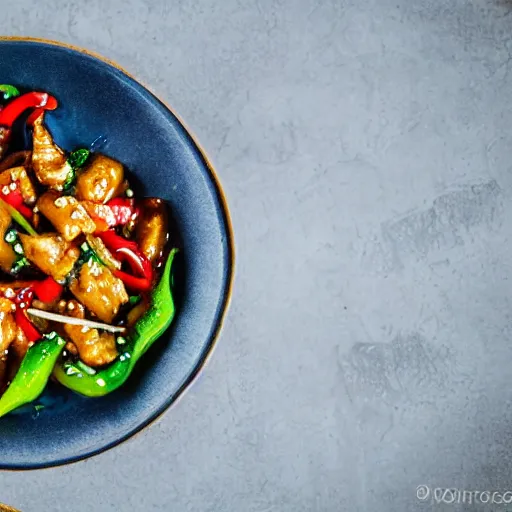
[54,197,67,208]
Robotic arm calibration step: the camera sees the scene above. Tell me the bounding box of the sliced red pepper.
[0,92,58,161]
[113,270,153,292]
[97,230,153,292]
[1,184,33,220]
[11,277,61,341]
[12,288,40,342]
[0,92,57,128]
[98,230,140,253]
[26,108,44,126]
[115,246,152,276]
[32,276,64,303]
[14,308,40,342]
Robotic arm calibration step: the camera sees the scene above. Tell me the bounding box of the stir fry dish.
[0,86,179,417]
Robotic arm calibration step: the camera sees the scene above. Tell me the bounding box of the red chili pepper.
[12,287,40,342]
[14,308,40,342]
[10,278,61,343]
[0,92,57,128]
[26,108,44,126]
[98,230,140,253]
[0,92,58,161]
[1,184,33,220]
[98,230,153,292]
[113,271,153,292]
[32,276,64,303]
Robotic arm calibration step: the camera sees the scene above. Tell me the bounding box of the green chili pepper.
[0,85,20,101]
[0,332,66,419]
[54,248,179,397]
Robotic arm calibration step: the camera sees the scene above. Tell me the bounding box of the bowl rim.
[0,36,236,470]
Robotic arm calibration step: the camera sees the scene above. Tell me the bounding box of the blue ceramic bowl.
[0,38,234,468]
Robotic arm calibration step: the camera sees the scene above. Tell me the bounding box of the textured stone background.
[2,0,512,510]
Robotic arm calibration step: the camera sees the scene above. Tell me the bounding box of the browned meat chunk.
[61,300,118,367]
[0,298,16,349]
[75,154,124,204]
[127,298,149,327]
[0,281,34,293]
[85,235,121,270]
[68,260,128,323]
[80,201,114,232]
[32,115,71,189]
[19,233,80,281]
[0,201,16,273]
[0,166,37,204]
[37,190,96,241]
[136,198,168,262]
[0,298,17,385]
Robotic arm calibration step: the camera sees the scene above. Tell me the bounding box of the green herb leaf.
[68,148,90,170]
[63,149,90,194]
[129,295,141,306]
[11,256,29,274]
[62,166,76,193]
[77,242,104,268]
[0,84,20,101]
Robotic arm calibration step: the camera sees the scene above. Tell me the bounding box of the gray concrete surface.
[2,0,512,510]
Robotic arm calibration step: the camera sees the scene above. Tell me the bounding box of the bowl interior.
[0,39,233,469]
